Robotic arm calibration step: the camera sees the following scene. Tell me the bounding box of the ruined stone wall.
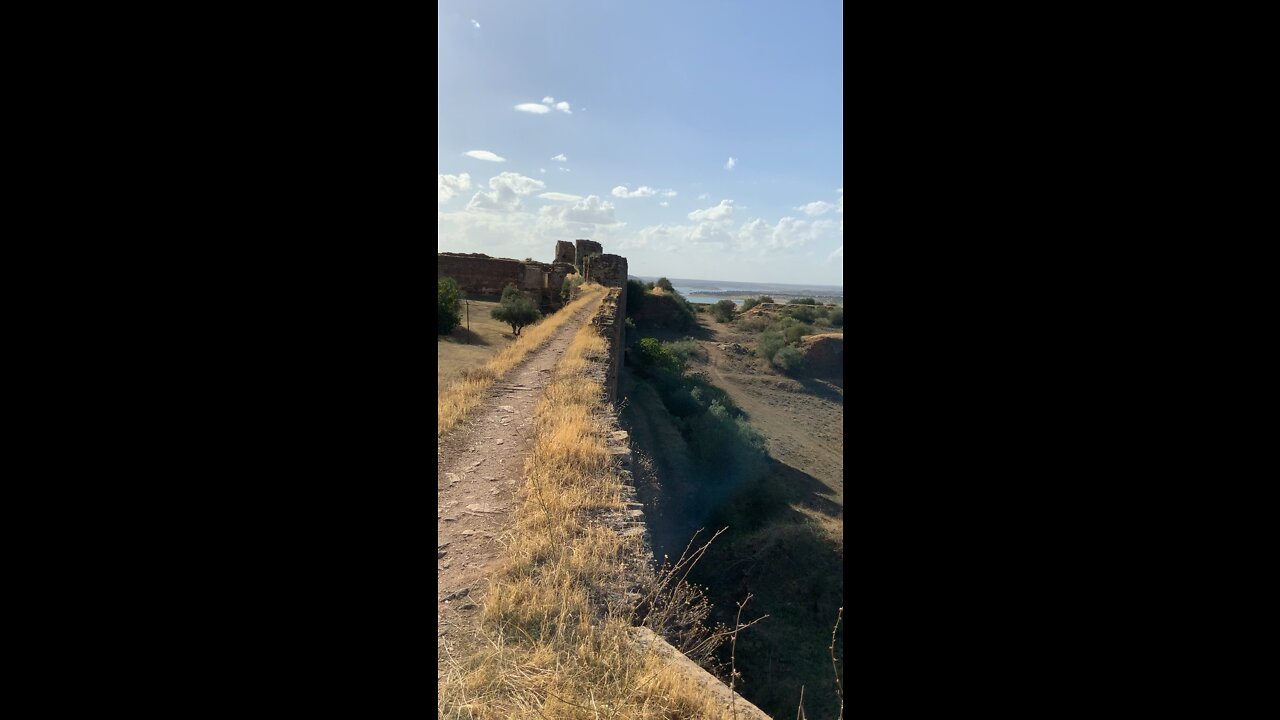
[589,288,626,405]
[555,240,576,265]
[438,254,524,296]
[575,239,602,268]
[592,254,628,288]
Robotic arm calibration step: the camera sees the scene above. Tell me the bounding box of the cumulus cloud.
[438,172,472,204]
[697,193,709,200]
[767,217,835,250]
[471,19,480,28]
[559,167,570,172]
[464,150,506,162]
[516,97,572,115]
[612,185,657,199]
[539,168,546,174]
[796,201,837,216]
[724,156,736,171]
[538,192,583,202]
[659,201,669,207]
[551,153,567,162]
[733,216,837,252]
[466,172,546,212]
[690,222,732,244]
[688,199,735,222]
[538,195,618,225]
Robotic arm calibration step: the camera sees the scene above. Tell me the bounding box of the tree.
[438,277,462,335]
[758,295,774,304]
[711,299,736,323]
[491,283,541,336]
[656,277,674,292]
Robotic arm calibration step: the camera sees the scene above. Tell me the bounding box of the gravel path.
[437,295,602,676]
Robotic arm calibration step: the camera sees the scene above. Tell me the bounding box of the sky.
[437,1,843,286]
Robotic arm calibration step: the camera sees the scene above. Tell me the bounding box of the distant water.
[632,276,842,306]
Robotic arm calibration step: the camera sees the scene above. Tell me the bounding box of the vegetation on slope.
[620,321,845,719]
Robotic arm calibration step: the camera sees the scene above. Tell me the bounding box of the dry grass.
[439,299,740,719]
[438,284,607,437]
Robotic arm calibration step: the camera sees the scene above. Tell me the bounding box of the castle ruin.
[438,240,628,313]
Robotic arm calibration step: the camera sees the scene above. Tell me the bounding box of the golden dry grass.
[439,296,738,719]
[438,284,607,437]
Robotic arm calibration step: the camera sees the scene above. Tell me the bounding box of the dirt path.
[437,296,602,676]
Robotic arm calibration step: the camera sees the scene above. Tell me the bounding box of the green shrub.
[634,337,684,374]
[664,338,706,365]
[491,283,541,336]
[787,305,816,323]
[656,277,674,291]
[740,297,761,311]
[773,345,805,372]
[710,299,736,323]
[736,315,771,333]
[830,308,844,327]
[788,297,818,305]
[562,274,584,300]
[438,277,462,335]
[783,323,813,344]
[758,295,774,304]
[758,331,785,363]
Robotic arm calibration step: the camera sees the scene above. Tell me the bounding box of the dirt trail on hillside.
[437,296,601,677]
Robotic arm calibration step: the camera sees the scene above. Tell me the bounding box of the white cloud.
[538,192,583,202]
[438,172,472,204]
[538,195,618,225]
[796,201,837,216]
[539,168,546,174]
[733,216,837,252]
[559,167,570,172]
[828,244,843,262]
[516,97,571,116]
[767,217,835,250]
[466,172,546,212]
[659,201,669,207]
[724,157,736,171]
[688,199,735,222]
[464,150,506,162]
[660,189,677,197]
[471,19,480,28]
[697,193,709,200]
[612,185,657,199]
[690,222,732,244]
[551,153,567,162]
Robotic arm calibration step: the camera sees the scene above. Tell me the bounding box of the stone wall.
[555,240,576,265]
[589,287,626,405]
[437,253,525,297]
[575,239,602,268]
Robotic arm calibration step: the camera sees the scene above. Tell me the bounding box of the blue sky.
[437,1,843,285]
